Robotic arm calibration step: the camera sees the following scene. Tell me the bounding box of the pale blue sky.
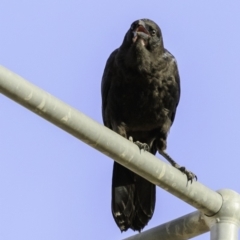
[1,1,240,239]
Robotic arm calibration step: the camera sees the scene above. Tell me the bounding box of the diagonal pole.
[0,65,225,239]
[123,211,209,240]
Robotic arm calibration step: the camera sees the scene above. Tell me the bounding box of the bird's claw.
[129,137,150,152]
[158,150,197,184]
[179,166,197,183]
[134,141,150,152]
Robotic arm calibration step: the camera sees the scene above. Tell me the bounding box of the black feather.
[101,19,181,232]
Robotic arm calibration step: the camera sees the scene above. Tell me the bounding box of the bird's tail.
[111,162,155,232]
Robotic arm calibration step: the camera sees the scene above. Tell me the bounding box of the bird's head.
[131,20,150,46]
[122,19,164,52]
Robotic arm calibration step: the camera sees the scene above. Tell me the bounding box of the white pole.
[3,65,240,240]
[206,190,240,240]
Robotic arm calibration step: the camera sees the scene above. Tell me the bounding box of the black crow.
[101,19,196,232]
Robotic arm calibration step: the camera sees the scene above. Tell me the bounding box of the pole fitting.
[204,189,240,240]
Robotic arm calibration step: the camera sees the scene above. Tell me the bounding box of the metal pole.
[0,65,222,216]
[123,211,209,240]
[210,223,238,240]
[205,189,240,240]
[125,189,240,240]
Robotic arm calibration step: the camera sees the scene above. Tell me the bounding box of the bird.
[101,19,196,232]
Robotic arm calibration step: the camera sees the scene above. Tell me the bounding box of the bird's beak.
[132,25,150,44]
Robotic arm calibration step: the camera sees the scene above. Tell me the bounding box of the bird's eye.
[151,29,156,35]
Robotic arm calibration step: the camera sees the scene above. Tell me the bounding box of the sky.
[1,1,240,239]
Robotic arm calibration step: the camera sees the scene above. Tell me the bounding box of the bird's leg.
[159,150,197,183]
[129,136,150,152]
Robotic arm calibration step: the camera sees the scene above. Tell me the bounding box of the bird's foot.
[134,141,150,152]
[176,166,197,183]
[129,137,150,152]
[159,150,197,183]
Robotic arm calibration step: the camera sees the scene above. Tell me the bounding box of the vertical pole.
[210,221,239,240]
[204,189,240,240]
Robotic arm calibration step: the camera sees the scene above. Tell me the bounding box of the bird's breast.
[108,77,175,130]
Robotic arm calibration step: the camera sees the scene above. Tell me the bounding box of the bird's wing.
[101,49,118,127]
[165,50,181,124]
[171,63,180,124]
